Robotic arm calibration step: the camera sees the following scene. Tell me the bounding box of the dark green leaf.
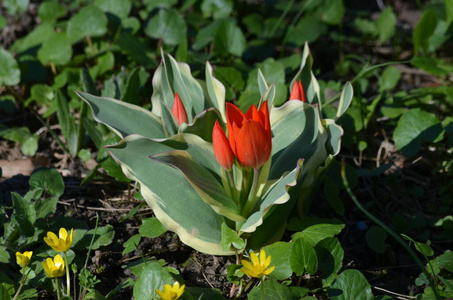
[123,234,141,255]
[413,9,437,55]
[315,237,344,285]
[375,7,396,42]
[38,2,66,23]
[220,223,245,251]
[29,168,64,198]
[366,226,387,254]
[320,0,344,25]
[139,217,167,238]
[133,262,175,300]
[248,278,307,300]
[12,193,36,237]
[290,238,318,275]
[145,8,186,45]
[411,56,453,76]
[201,0,233,19]
[328,269,374,300]
[95,0,131,19]
[0,48,20,86]
[379,66,401,91]
[213,19,246,57]
[67,6,108,44]
[292,223,345,246]
[393,108,443,156]
[262,242,292,280]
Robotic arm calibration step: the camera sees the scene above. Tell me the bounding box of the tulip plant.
[77,43,352,255]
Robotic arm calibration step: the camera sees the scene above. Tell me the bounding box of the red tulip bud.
[171,93,188,125]
[213,120,234,171]
[289,80,307,103]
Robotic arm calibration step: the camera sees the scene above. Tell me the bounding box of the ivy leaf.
[393,108,443,156]
[328,269,374,300]
[67,6,108,44]
[139,217,167,238]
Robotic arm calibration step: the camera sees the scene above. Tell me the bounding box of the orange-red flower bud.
[213,120,234,171]
[171,93,188,125]
[289,80,307,103]
[226,101,271,169]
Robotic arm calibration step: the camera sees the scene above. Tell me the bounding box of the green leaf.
[12,193,36,237]
[413,9,437,55]
[133,262,175,300]
[116,32,154,68]
[107,135,228,255]
[393,108,443,156]
[35,196,59,219]
[315,237,344,286]
[77,91,166,139]
[290,238,318,275]
[0,246,10,264]
[379,66,401,91]
[411,56,453,76]
[67,6,108,44]
[76,225,115,250]
[432,251,453,273]
[139,217,167,238]
[38,2,66,23]
[95,0,131,19]
[206,62,227,120]
[446,0,453,26]
[0,283,12,300]
[55,90,77,155]
[221,223,245,251]
[248,278,307,300]
[0,48,20,86]
[335,82,353,120]
[262,242,292,280]
[4,0,28,15]
[324,176,344,215]
[201,0,233,19]
[145,8,186,45]
[286,16,327,46]
[292,223,345,246]
[121,67,140,104]
[366,226,387,254]
[375,7,396,42]
[150,150,243,222]
[320,0,344,25]
[328,269,373,300]
[29,168,64,198]
[123,234,141,255]
[213,19,246,57]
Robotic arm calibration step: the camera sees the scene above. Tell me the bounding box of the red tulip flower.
[172,93,188,125]
[226,101,271,170]
[212,120,234,171]
[289,80,307,103]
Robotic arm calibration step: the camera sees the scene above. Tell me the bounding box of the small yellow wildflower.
[155,282,185,300]
[16,251,33,268]
[42,254,65,278]
[44,228,74,252]
[240,249,275,279]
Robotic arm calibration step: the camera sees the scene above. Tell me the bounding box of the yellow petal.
[263,265,275,275]
[264,254,271,268]
[259,249,266,265]
[250,252,259,266]
[59,228,68,239]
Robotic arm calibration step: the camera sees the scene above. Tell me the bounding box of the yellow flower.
[240,249,275,279]
[155,282,185,300]
[42,254,65,278]
[16,251,33,268]
[44,228,74,252]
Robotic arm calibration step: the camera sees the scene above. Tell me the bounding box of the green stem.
[12,269,26,300]
[64,252,70,297]
[55,277,61,300]
[340,160,440,300]
[241,168,260,217]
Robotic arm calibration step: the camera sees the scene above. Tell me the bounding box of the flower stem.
[241,168,260,217]
[55,277,61,300]
[12,269,26,300]
[63,252,70,296]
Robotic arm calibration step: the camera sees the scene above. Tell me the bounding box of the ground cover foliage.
[0,0,452,299]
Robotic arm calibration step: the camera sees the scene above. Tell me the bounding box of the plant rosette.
[77,43,352,255]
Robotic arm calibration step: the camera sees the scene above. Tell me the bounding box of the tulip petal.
[212,120,234,170]
[235,120,272,169]
[226,102,245,154]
